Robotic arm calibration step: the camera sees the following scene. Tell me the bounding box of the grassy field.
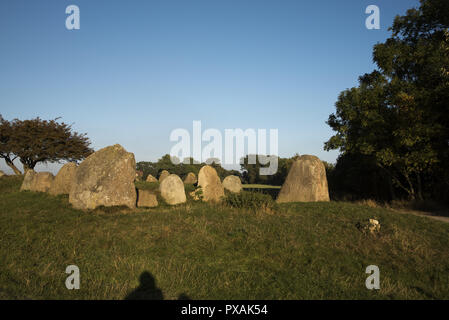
[1,175,449,299]
[242,184,281,189]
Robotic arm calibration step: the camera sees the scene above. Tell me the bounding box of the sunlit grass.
[0,175,448,300]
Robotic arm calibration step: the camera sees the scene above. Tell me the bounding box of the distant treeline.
[136,154,241,181]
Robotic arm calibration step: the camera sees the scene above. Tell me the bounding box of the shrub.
[184,183,196,194]
[225,191,275,212]
[188,188,203,201]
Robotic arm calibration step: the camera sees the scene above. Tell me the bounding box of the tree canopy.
[325,0,449,200]
[0,115,93,174]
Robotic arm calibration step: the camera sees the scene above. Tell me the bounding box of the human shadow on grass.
[125,271,191,300]
[125,271,164,300]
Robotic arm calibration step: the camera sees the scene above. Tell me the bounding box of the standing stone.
[184,172,197,184]
[49,163,77,195]
[159,174,186,205]
[135,170,144,181]
[276,155,330,203]
[158,170,170,183]
[20,170,36,191]
[137,189,158,207]
[197,165,225,202]
[222,175,242,193]
[146,174,158,183]
[69,144,137,210]
[20,171,54,193]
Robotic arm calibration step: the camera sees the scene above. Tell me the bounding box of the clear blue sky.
[0,0,419,173]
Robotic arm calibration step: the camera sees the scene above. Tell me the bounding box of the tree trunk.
[388,177,396,201]
[416,172,423,200]
[20,159,36,173]
[22,164,32,173]
[4,158,22,175]
[405,173,416,200]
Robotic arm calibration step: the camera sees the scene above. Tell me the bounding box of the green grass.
[243,184,281,189]
[1,175,449,299]
[242,184,281,199]
[134,180,159,191]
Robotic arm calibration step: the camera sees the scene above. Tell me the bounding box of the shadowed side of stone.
[49,162,77,195]
[69,144,137,210]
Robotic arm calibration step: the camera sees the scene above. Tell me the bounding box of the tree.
[240,154,299,185]
[325,0,449,200]
[0,115,22,175]
[0,116,93,174]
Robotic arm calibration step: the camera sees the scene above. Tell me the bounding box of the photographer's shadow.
[125,271,191,300]
[125,271,164,300]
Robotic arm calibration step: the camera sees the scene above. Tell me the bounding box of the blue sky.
[0,0,420,173]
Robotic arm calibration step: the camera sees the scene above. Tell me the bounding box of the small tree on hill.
[0,115,93,174]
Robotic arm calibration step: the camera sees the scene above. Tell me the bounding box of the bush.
[225,191,275,212]
[184,183,196,194]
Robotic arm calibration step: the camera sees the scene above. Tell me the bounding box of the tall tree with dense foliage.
[0,116,93,174]
[325,0,449,200]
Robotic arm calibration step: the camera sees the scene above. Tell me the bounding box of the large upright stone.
[222,175,242,193]
[20,171,54,193]
[159,170,170,183]
[160,174,186,205]
[276,155,330,203]
[184,172,197,184]
[146,174,158,183]
[197,165,225,202]
[69,144,137,210]
[49,162,77,195]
